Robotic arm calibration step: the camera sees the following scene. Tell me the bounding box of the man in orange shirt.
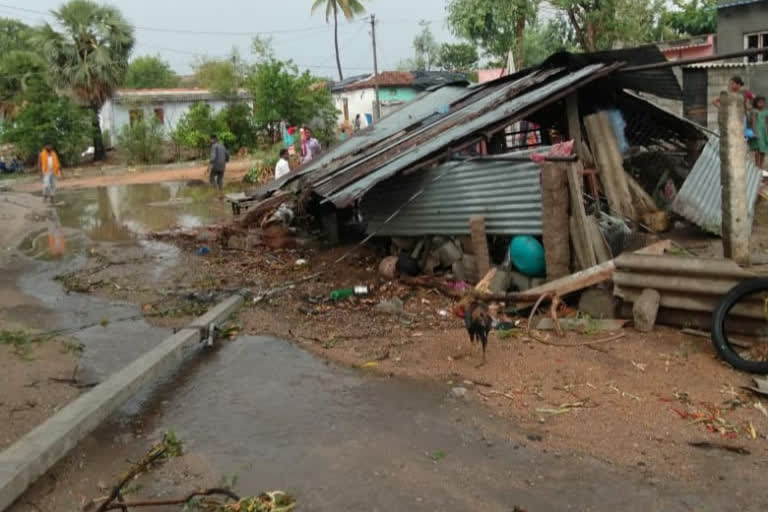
[38,143,62,204]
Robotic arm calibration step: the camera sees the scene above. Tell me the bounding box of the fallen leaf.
[754,402,768,417]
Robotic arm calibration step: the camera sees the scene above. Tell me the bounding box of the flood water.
[6,182,766,512]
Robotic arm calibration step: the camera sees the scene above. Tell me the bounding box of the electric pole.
[370,14,381,123]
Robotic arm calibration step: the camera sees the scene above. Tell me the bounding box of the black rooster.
[464,301,492,366]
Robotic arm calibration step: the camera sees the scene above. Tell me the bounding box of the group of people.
[715,75,768,169]
[275,120,321,180]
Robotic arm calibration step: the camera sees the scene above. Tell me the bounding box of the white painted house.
[330,71,469,128]
[100,88,252,145]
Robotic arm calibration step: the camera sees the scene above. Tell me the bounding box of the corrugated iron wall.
[361,151,546,237]
[671,136,762,234]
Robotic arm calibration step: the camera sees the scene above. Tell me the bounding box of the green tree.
[446,0,538,70]
[36,0,135,161]
[193,57,242,97]
[436,42,479,71]
[1,94,91,166]
[523,15,578,67]
[550,0,666,52]
[246,57,338,145]
[0,50,51,119]
[171,102,227,158]
[413,20,440,71]
[218,102,257,150]
[124,55,179,89]
[0,18,35,54]
[662,0,716,37]
[116,117,165,164]
[311,0,367,81]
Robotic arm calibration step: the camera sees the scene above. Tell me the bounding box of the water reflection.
[55,181,241,243]
[22,181,242,261]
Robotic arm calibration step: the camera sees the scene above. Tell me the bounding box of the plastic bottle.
[330,285,369,301]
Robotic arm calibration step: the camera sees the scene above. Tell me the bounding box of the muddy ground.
[64,226,768,489]
[6,159,251,193]
[0,193,84,450]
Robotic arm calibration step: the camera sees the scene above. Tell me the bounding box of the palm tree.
[37,0,135,161]
[311,0,367,81]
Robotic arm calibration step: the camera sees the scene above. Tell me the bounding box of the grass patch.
[429,450,446,462]
[0,329,48,359]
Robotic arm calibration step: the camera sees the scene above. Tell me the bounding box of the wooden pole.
[540,162,571,279]
[718,90,750,264]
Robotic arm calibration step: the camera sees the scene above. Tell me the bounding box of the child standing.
[749,96,768,169]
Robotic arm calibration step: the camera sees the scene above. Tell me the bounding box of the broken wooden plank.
[583,113,636,221]
[626,173,658,214]
[567,162,597,270]
[238,192,291,228]
[490,239,672,304]
[586,215,612,263]
[565,93,594,167]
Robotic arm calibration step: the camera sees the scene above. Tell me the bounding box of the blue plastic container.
[509,236,546,277]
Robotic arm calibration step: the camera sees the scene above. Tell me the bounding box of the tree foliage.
[311,0,368,80]
[36,0,135,160]
[413,20,440,71]
[1,93,91,166]
[662,0,716,37]
[436,42,479,71]
[550,0,666,52]
[124,56,179,89]
[0,18,35,54]
[116,117,165,164]
[171,102,230,158]
[193,57,243,98]
[245,57,338,145]
[523,15,579,67]
[446,0,538,69]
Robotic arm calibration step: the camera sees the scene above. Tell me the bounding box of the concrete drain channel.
[0,294,244,511]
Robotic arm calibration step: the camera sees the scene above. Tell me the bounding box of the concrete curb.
[0,294,243,511]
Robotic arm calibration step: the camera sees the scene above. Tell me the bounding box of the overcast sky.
[2,0,473,78]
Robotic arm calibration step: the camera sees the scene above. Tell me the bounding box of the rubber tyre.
[711,278,768,374]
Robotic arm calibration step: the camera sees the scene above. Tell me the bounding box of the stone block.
[578,288,617,319]
[633,288,661,332]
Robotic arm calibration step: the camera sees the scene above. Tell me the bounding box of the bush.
[117,118,165,165]
[218,102,257,150]
[1,94,90,166]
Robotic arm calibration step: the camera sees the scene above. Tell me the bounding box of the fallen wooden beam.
[479,240,672,303]
[237,192,291,228]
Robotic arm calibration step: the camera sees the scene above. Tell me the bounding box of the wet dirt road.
[15,335,763,512]
[5,183,765,511]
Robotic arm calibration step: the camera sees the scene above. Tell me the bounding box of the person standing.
[302,128,321,164]
[354,113,362,132]
[275,148,291,180]
[749,96,768,169]
[208,134,229,192]
[39,143,62,204]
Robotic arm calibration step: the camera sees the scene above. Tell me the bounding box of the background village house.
[331,71,467,128]
[680,0,768,130]
[100,88,252,147]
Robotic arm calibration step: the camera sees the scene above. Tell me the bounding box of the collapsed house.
[237,45,763,327]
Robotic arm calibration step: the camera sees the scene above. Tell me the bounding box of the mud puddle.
[14,335,762,512]
[10,181,242,382]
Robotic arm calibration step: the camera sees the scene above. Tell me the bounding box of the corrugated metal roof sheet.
[685,61,768,69]
[323,64,614,207]
[542,46,682,100]
[266,85,475,194]
[671,136,762,234]
[362,149,547,236]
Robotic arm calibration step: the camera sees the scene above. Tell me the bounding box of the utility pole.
[370,14,381,123]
